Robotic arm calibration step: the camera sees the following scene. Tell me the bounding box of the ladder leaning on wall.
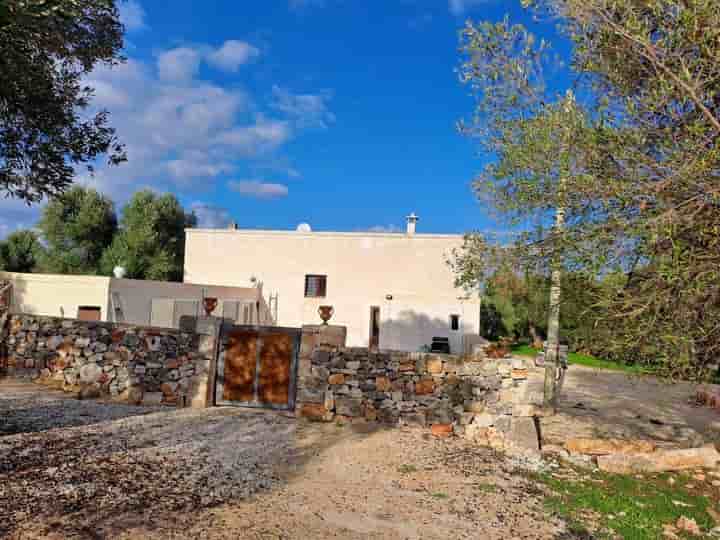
[111,292,125,323]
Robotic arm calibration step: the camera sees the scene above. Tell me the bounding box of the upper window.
[304,275,327,298]
[450,314,460,331]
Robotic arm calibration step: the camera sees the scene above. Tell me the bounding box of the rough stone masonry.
[296,326,531,450]
[3,314,219,408]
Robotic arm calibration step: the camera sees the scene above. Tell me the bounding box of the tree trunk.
[543,204,565,410]
[529,323,543,349]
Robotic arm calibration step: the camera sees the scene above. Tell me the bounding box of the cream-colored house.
[183,215,481,353]
[1,272,271,328]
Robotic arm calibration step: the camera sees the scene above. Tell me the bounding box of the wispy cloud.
[119,0,147,31]
[157,47,202,81]
[448,0,493,15]
[228,180,289,199]
[207,40,261,72]
[271,85,335,129]
[79,35,332,202]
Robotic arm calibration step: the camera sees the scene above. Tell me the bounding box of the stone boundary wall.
[3,314,220,408]
[296,326,530,447]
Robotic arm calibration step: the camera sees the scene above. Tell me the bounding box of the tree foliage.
[100,190,197,282]
[0,0,125,203]
[37,186,117,274]
[0,229,44,272]
[456,1,720,379]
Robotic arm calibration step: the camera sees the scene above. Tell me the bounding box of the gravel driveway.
[1,379,297,539]
[1,378,570,539]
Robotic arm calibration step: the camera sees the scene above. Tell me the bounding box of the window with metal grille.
[304,275,327,298]
[450,314,460,331]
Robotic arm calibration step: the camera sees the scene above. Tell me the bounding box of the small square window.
[450,314,460,331]
[304,275,327,298]
[78,306,101,321]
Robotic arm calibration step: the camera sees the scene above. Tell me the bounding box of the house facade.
[183,215,481,354]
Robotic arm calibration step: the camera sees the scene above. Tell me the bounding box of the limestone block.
[335,398,363,417]
[79,363,102,384]
[430,423,453,438]
[426,357,443,374]
[415,378,435,395]
[47,336,64,350]
[509,417,540,453]
[328,373,345,385]
[464,400,485,413]
[597,445,720,474]
[126,386,144,405]
[473,413,496,428]
[143,392,164,405]
[298,402,334,422]
[565,438,657,456]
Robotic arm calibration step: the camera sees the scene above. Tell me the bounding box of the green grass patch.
[535,468,716,539]
[431,492,449,499]
[397,464,418,474]
[510,344,653,375]
[475,482,498,494]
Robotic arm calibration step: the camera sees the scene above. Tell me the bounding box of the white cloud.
[207,40,260,72]
[190,202,234,228]
[81,56,299,200]
[70,38,335,208]
[228,180,289,199]
[271,86,335,129]
[449,0,492,15]
[166,150,235,182]
[119,0,147,31]
[157,47,202,81]
[215,117,292,154]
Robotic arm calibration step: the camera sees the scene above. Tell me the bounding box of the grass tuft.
[510,344,653,375]
[533,467,716,539]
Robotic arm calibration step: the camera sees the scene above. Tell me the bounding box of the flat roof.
[185,228,465,240]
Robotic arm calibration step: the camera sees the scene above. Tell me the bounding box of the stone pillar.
[296,325,346,421]
[189,316,222,408]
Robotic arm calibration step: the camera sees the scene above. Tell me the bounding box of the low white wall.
[1,272,271,330]
[109,278,265,326]
[1,272,110,320]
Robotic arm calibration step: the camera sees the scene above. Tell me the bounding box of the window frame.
[304,274,327,298]
[450,314,461,332]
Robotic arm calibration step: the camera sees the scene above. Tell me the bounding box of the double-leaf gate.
[215,325,300,411]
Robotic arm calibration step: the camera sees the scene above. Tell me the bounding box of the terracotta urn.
[318,305,334,325]
[203,297,218,316]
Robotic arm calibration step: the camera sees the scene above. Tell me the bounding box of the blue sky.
[2,0,572,237]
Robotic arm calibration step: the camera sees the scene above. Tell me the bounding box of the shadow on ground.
[538,366,720,447]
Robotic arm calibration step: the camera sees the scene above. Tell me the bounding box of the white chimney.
[406,212,419,236]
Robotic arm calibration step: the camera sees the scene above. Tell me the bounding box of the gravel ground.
[1,379,570,540]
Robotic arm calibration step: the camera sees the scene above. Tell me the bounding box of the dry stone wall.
[4,314,219,407]
[296,329,531,449]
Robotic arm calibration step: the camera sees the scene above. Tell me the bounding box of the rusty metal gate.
[215,325,300,410]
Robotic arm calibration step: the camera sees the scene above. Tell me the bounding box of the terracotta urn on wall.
[318,305,334,325]
[203,297,218,316]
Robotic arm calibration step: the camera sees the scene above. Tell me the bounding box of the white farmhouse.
[183,214,481,354]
